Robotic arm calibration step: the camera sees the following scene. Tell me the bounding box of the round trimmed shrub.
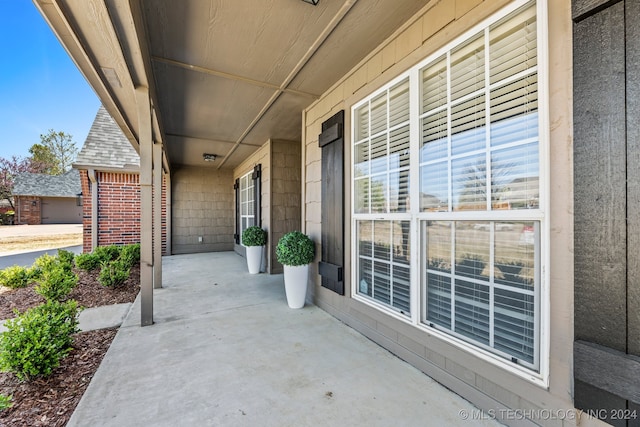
[0,265,32,289]
[276,231,315,266]
[242,226,267,247]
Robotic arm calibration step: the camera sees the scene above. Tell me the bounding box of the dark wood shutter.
[573,0,640,415]
[234,178,240,244]
[318,110,345,295]
[252,164,262,227]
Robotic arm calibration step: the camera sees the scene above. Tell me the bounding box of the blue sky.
[0,1,100,160]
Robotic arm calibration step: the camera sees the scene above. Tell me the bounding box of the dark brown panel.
[573,2,627,351]
[627,0,640,357]
[572,0,622,21]
[574,341,640,403]
[320,110,345,295]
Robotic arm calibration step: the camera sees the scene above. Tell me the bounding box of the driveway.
[0,223,83,268]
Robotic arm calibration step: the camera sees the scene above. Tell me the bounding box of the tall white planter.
[283,264,309,309]
[245,245,263,274]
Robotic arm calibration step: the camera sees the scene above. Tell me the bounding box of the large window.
[235,165,261,245]
[352,0,544,374]
[239,171,255,235]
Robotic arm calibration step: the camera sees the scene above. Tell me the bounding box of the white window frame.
[350,0,549,387]
[239,170,255,243]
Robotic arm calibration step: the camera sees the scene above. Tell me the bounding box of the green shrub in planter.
[98,259,131,288]
[35,265,78,302]
[242,226,267,247]
[276,231,315,266]
[75,252,102,271]
[0,300,80,380]
[0,265,32,289]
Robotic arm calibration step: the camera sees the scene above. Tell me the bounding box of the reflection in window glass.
[452,154,487,211]
[424,221,537,365]
[357,220,411,315]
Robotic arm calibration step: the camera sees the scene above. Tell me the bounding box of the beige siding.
[171,167,234,254]
[303,1,578,426]
[233,139,301,274]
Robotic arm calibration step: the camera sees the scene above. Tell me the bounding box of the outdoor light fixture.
[301,0,319,5]
[203,153,217,162]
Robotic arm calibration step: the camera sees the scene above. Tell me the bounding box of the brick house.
[13,170,82,224]
[73,106,168,255]
[37,0,640,425]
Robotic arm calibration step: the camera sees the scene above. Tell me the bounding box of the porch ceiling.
[35,0,429,169]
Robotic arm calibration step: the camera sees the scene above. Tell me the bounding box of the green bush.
[119,243,140,269]
[0,265,32,289]
[94,245,122,263]
[0,300,80,380]
[74,252,101,271]
[0,393,12,411]
[276,231,315,266]
[98,259,130,288]
[34,266,78,302]
[33,253,57,273]
[57,249,76,268]
[242,226,267,247]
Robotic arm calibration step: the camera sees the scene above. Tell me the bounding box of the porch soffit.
[35,0,430,169]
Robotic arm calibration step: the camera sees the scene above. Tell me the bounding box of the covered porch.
[66,251,498,426]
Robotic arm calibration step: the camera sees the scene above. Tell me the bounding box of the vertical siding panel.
[573,2,627,351]
[626,0,640,357]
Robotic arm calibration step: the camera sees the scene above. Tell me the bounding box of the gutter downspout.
[87,169,98,250]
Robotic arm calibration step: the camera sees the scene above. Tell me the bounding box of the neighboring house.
[13,170,82,224]
[73,106,168,255]
[36,1,639,426]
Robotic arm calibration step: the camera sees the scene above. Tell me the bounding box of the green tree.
[28,143,58,175]
[31,130,79,175]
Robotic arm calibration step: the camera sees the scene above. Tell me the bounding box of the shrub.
[242,226,267,247]
[33,253,57,272]
[98,259,130,288]
[75,252,102,271]
[276,231,315,266]
[94,245,122,263]
[57,249,76,268]
[34,266,78,302]
[119,243,140,269]
[0,393,11,411]
[0,300,80,380]
[0,265,32,289]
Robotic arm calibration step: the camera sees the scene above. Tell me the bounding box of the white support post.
[136,86,154,326]
[153,141,163,289]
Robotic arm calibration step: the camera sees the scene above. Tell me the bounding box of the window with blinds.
[352,0,543,373]
[239,172,255,238]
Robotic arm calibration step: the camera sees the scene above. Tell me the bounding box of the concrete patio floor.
[68,251,502,427]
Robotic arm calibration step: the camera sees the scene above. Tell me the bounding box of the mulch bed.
[0,265,140,426]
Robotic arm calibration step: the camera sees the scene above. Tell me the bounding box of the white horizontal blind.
[352,0,541,372]
[354,77,412,315]
[240,172,255,236]
[421,2,539,369]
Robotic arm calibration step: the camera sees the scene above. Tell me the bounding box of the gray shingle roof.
[13,170,81,197]
[73,105,140,170]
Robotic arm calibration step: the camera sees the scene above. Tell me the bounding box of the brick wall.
[15,196,41,225]
[79,170,168,254]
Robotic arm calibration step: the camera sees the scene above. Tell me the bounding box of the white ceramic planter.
[245,245,263,274]
[283,264,309,309]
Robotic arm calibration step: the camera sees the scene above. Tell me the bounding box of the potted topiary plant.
[242,226,267,274]
[276,231,315,309]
